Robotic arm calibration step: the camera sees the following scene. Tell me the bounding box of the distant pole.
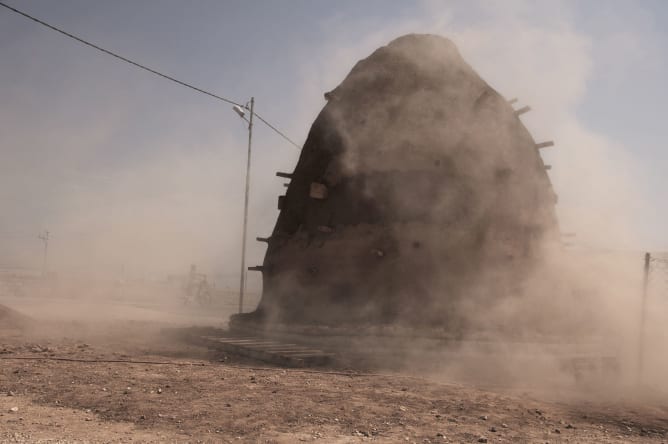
[238,97,254,314]
[637,251,650,383]
[38,230,50,277]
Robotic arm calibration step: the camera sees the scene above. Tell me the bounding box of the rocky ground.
[1,317,667,444]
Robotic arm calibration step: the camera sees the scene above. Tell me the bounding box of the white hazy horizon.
[1,0,667,284]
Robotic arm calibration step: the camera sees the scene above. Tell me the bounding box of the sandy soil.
[1,315,667,444]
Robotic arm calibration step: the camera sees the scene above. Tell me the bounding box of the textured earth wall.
[239,34,559,328]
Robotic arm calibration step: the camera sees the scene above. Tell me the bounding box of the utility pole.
[238,97,254,314]
[637,251,651,384]
[38,230,50,277]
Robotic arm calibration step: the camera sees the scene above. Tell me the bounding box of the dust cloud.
[264,16,667,395]
[287,5,664,397]
[1,1,665,402]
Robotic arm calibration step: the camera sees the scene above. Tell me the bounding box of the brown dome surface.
[238,34,558,328]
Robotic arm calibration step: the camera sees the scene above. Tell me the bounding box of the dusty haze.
[1,1,666,395]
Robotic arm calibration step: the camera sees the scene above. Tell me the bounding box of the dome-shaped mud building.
[236,34,558,330]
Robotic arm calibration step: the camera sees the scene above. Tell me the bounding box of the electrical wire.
[0,355,434,382]
[0,356,206,366]
[253,114,301,150]
[0,1,301,149]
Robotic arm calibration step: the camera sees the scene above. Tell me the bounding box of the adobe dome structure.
[236,34,558,329]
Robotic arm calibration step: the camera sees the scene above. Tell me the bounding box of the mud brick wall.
[243,34,558,327]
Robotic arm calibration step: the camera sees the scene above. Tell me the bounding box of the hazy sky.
[1,0,667,281]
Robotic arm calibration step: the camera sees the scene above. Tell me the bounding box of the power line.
[0,356,207,366]
[254,113,301,150]
[0,1,301,149]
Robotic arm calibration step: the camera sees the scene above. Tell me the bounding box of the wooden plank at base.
[270,349,331,355]
[199,335,333,367]
[215,340,280,346]
[245,344,300,350]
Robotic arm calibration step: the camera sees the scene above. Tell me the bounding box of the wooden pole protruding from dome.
[535,141,554,149]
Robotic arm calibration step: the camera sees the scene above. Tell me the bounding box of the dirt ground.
[0,314,667,444]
